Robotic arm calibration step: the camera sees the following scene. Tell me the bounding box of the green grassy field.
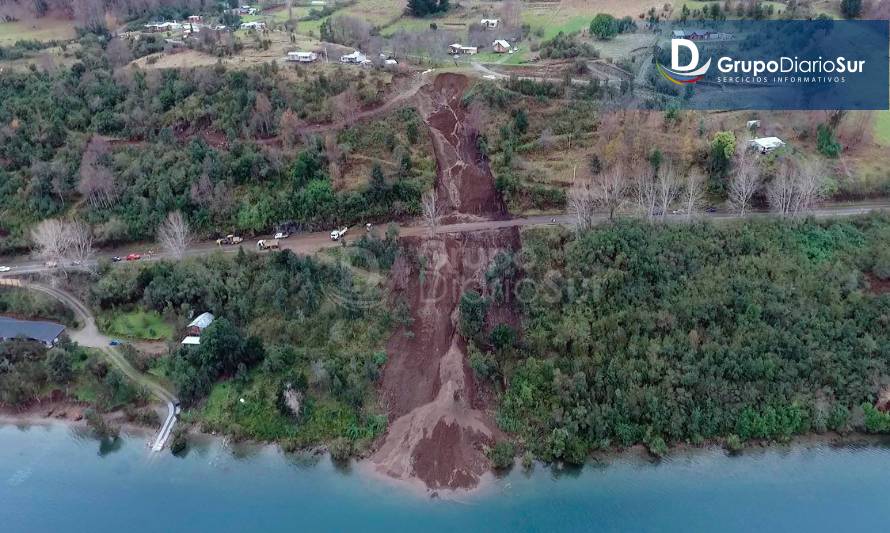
[875,111,890,147]
[340,0,405,26]
[0,17,77,45]
[99,310,173,341]
[523,13,590,41]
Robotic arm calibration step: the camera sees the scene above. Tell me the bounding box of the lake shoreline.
[5,421,890,531]
[3,407,889,501]
[0,400,162,437]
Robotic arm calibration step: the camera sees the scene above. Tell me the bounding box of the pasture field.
[0,16,77,45]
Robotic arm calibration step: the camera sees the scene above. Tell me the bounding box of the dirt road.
[2,201,889,277]
[0,279,179,451]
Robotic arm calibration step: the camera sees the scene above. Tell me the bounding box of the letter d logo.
[670,39,711,76]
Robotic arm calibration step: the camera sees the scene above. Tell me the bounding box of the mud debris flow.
[371,74,520,492]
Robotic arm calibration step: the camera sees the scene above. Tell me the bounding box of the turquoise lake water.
[2,423,890,532]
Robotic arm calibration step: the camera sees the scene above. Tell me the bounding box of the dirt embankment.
[372,230,520,491]
[371,73,520,493]
[421,73,508,223]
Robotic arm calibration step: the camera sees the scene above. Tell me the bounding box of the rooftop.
[188,312,215,329]
[0,316,65,344]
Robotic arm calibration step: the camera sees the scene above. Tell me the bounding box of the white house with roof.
[182,312,214,345]
[749,137,785,153]
[287,51,318,63]
[240,21,266,30]
[492,39,511,53]
[449,43,478,55]
[340,50,371,64]
[480,18,499,29]
[144,21,183,33]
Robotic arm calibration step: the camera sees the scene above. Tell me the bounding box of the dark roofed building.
[0,317,65,347]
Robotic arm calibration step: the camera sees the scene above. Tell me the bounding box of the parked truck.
[257,239,280,250]
[216,234,243,246]
[330,227,348,241]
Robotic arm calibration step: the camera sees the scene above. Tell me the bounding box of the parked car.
[216,234,243,246]
[0,266,10,272]
[126,253,141,261]
[111,256,122,262]
[706,206,718,213]
[44,260,57,268]
[330,227,348,241]
[257,239,280,250]
[273,232,288,240]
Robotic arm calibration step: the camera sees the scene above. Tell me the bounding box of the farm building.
[480,18,499,29]
[340,50,370,64]
[187,312,215,336]
[449,43,478,55]
[492,39,511,53]
[187,15,203,24]
[287,51,318,63]
[749,137,785,153]
[144,21,183,33]
[0,317,65,347]
[181,312,214,346]
[240,21,266,30]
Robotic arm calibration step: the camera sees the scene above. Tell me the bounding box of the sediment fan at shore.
[371,73,520,491]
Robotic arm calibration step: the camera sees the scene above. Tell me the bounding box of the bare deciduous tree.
[568,180,596,231]
[590,165,630,221]
[31,218,94,271]
[421,189,442,235]
[331,88,360,124]
[279,108,303,148]
[78,136,117,209]
[767,158,827,218]
[655,162,681,221]
[728,145,761,216]
[31,219,69,265]
[251,93,274,137]
[105,37,132,68]
[681,171,706,221]
[634,163,658,220]
[767,159,799,217]
[793,159,827,215]
[158,211,192,260]
[64,219,94,269]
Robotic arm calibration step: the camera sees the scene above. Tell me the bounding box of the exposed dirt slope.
[371,73,519,493]
[373,230,519,491]
[421,73,508,223]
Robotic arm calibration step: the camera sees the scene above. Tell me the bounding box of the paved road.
[1,201,889,276]
[0,279,179,451]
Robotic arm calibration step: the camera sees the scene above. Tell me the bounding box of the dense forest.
[475,215,890,461]
[0,34,427,254]
[88,234,400,451]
